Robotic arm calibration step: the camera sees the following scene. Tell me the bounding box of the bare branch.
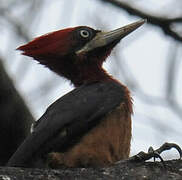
[100,0,182,42]
[0,8,31,41]
[1,159,182,179]
[0,57,34,165]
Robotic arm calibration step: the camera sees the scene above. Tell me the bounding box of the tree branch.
[1,159,182,180]
[100,0,182,43]
[0,58,34,165]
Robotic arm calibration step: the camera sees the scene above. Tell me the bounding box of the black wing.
[7,81,126,167]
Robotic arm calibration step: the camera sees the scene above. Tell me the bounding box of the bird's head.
[18,20,145,86]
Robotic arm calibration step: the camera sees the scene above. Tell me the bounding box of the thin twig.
[100,0,182,42]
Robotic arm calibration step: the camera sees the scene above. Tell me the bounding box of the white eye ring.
[80,30,90,38]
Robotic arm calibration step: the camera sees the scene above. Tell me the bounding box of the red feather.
[17,28,76,59]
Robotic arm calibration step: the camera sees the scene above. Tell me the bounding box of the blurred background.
[0,0,182,161]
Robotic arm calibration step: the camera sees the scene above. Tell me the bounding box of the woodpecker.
[7,20,145,168]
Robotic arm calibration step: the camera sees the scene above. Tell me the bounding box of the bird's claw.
[129,142,182,164]
[148,146,164,163]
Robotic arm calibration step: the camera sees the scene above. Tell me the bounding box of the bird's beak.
[76,19,146,55]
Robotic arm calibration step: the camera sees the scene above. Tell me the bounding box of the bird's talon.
[128,151,144,162]
[148,146,154,153]
[129,142,181,164]
[155,143,182,159]
[153,151,164,163]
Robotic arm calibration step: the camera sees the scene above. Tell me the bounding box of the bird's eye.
[80,30,90,38]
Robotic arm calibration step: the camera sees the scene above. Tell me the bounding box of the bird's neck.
[46,57,119,86]
[47,58,133,113]
[70,65,117,87]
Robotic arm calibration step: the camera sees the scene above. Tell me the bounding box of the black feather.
[7,81,126,167]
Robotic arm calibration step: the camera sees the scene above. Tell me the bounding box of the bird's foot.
[129,142,182,163]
